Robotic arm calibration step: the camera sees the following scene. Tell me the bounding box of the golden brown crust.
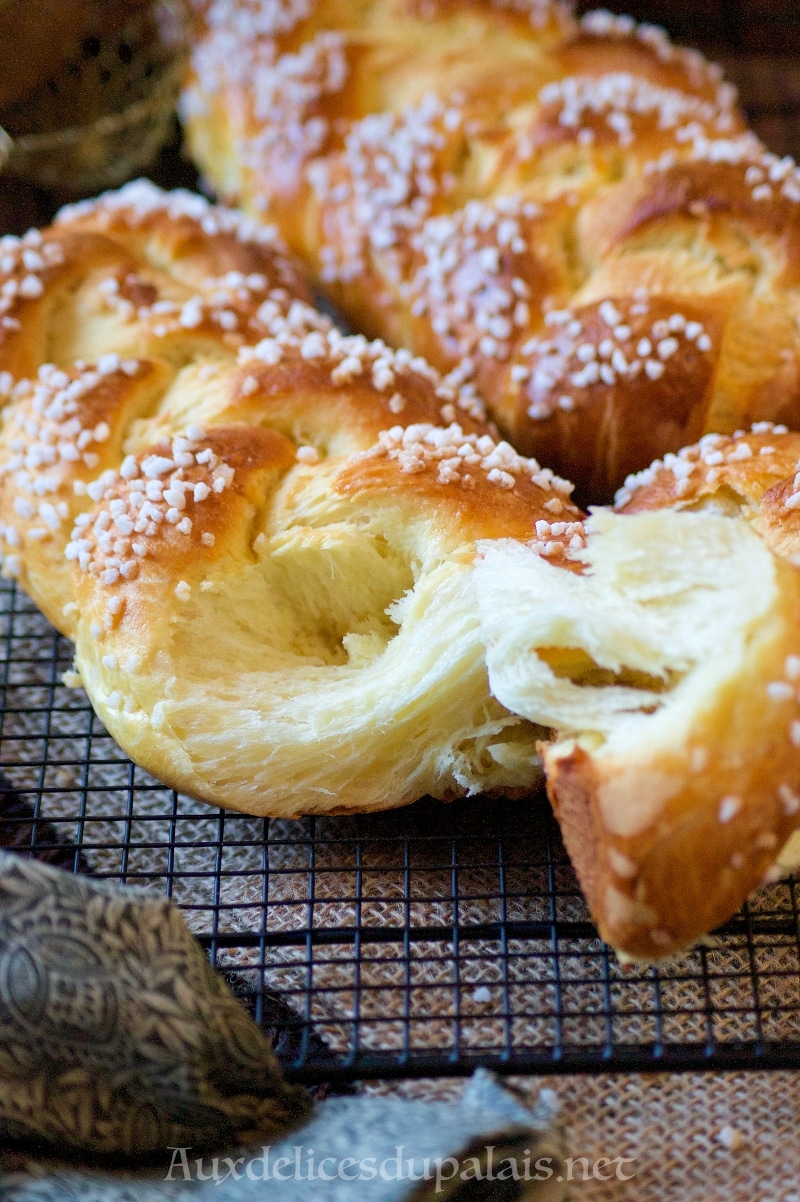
[7,179,800,961]
[0,230,125,380]
[334,421,584,551]
[181,1,800,500]
[220,335,492,447]
[502,294,720,503]
[545,740,800,963]
[57,188,312,299]
[615,427,800,509]
[0,187,321,380]
[71,422,580,624]
[587,158,800,272]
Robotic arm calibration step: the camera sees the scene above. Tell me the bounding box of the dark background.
[575,0,799,52]
[0,1,798,231]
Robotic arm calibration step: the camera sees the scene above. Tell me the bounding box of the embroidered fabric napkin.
[0,852,310,1157]
[0,851,567,1199]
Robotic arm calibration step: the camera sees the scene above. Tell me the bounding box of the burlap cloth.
[363,1073,800,1200]
[2,25,800,1202]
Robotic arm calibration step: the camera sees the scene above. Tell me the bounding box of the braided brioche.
[4,184,800,958]
[181,1,800,502]
[0,180,584,816]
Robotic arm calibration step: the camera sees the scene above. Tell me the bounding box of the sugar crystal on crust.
[56,178,288,248]
[64,430,233,590]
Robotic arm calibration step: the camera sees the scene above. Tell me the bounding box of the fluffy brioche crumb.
[70,425,557,816]
[476,509,800,960]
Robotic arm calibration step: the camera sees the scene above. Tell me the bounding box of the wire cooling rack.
[3,573,800,1084]
[2,2,800,1088]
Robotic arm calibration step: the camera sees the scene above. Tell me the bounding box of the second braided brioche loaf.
[182,1,800,502]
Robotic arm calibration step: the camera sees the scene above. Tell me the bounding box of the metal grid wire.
[2,1,800,1087]
[4,572,800,1084]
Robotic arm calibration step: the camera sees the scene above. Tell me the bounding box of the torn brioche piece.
[476,508,800,961]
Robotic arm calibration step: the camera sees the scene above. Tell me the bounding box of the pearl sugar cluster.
[97,269,295,344]
[0,229,66,335]
[406,196,540,362]
[0,357,143,577]
[242,319,488,425]
[65,428,232,604]
[311,93,463,286]
[615,423,789,509]
[531,71,736,154]
[358,421,585,559]
[56,179,289,254]
[516,295,713,421]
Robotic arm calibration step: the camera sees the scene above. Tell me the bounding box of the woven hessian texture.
[364,1072,800,1200]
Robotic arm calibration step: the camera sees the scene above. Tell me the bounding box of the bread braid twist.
[0,181,587,818]
[182,1,800,502]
